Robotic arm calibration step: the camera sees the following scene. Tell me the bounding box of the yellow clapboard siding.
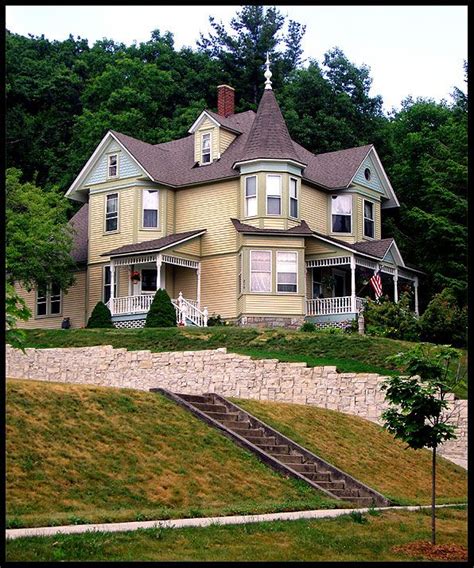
[15,271,87,329]
[243,236,305,249]
[200,254,237,318]
[166,189,175,235]
[87,263,105,319]
[89,188,136,263]
[219,129,237,154]
[241,294,304,316]
[175,180,239,257]
[174,266,198,301]
[304,239,341,255]
[171,238,201,258]
[261,218,288,230]
[375,202,381,239]
[300,183,328,233]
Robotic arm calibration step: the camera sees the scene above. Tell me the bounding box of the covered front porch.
[305,254,420,320]
[106,252,208,327]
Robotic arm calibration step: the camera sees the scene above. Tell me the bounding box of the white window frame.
[244,175,258,217]
[142,189,159,229]
[238,252,243,295]
[250,250,272,293]
[266,174,282,216]
[201,132,212,164]
[140,268,158,294]
[289,177,298,219]
[331,194,352,234]
[363,199,375,239]
[35,283,62,318]
[107,153,119,178]
[105,192,119,233]
[103,265,118,304]
[276,251,298,294]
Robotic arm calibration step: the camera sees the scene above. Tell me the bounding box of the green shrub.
[208,314,225,326]
[86,301,114,328]
[363,293,419,341]
[145,289,176,328]
[300,322,316,332]
[418,289,467,347]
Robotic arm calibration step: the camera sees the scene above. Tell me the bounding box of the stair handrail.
[175,292,208,327]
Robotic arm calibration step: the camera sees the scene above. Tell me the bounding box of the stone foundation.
[5,345,467,469]
[238,315,305,329]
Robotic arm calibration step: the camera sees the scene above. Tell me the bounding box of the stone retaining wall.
[6,345,467,469]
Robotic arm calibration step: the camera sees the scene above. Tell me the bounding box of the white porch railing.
[107,294,154,315]
[172,292,208,327]
[306,296,366,316]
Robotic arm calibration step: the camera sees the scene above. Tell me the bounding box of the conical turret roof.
[236,89,306,166]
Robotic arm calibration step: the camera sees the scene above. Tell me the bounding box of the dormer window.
[108,154,118,178]
[201,132,211,164]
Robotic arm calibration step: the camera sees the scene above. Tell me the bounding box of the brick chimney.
[217,84,235,117]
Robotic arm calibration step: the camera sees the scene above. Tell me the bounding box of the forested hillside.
[5,6,467,308]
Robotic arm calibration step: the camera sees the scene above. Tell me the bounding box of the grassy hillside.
[233,399,467,505]
[7,380,466,531]
[6,379,340,529]
[18,328,467,397]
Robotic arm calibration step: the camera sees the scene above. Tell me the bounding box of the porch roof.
[231,218,314,236]
[101,229,206,258]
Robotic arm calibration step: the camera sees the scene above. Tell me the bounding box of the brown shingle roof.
[69,204,88,264]
[101,229,206,257]
[349,238,395,258]
[231,218,313,236]
[236,90,305,165]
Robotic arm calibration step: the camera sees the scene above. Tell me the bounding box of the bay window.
[143,189,159,228]
[250,250,271,293]
[289,177,298,218]
[331,194,352,233]
[277,251,298,293]
[266,175,281,215]
[245,176,257,217]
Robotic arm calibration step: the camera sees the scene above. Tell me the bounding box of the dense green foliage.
[363,293,420,342]
[86,301,113,328]
[5,6,467,310]
[145,289,176,327]
[418,289,468,347]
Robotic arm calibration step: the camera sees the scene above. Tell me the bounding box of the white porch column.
[196,262,201,308]
[350,256,356,313]
[414,276,419,316]
[109,259,115,315]
[393,268,399,303]
[156,253,163,291]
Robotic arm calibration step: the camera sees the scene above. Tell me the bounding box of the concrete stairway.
[152,388,390,507]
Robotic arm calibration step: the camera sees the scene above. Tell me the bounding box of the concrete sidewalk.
[6,503,466,540]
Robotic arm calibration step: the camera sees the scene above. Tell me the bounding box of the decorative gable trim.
[349,147,400,209]
[188,111,221,134]
[382,240,405,267]
[66,131,153,202]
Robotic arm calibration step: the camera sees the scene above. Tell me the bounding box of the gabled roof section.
[235,90,306,167]
[102,229,206,258]
[231,218,313,236]
[66,131,153,202]
[189,109,243,135]
[68,203,88,264]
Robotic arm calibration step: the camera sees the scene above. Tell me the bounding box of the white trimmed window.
[266,175,281,215]
[250,250,271,293]
[108,154,118,178]
[331,194,352,233]
[289,177,298,218]
[103,266,117,304]
[245,176,257,217]
[238,252,243,295]
[105,193,118,232]
[143,189,159,228]
[277,251,298,293]
[36,283,61,317]
[364,200,374,238]
[201,132,211,164]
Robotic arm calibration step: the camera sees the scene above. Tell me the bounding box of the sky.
[5,5,468,113]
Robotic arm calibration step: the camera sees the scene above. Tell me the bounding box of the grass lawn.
[5,507,468,562]
[7,380,466,531]
[19,327,467,397]
[231,399,467,506]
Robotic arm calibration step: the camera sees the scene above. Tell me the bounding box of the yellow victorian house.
[16,62,422,330]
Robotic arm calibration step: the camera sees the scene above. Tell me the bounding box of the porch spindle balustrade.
[306,296,365,316]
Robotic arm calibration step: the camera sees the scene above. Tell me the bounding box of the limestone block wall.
[6,345,467,469]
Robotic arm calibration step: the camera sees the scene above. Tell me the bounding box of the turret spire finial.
[264,52,272,90]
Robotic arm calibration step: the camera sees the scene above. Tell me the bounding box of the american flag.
[370,269,383,300]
